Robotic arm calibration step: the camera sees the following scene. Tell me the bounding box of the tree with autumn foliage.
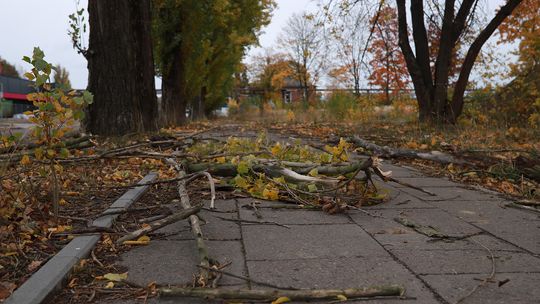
[367,5,410,104]
[153,0,275,124]
[53,65,72,90]
[248,49,296,113]
[0,57,20,78]
[496,0,540,126]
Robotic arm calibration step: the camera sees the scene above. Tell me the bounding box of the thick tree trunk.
[397,0,523,125]
[192,87,206,121]
[86,0,157,135]
[450,0,524,122]
[161,53,187,126]
[396,0,432,122]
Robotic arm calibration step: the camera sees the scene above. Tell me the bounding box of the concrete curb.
[6,172,158,304]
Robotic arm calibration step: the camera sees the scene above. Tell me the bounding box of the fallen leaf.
[99,272,128,282]
[262,187,279,200]
[0,282,16,300]
[272,296,291,304]
[105,281,115,288]
[123,235,150,246]
[27,260,42,272]
[336,294,348,301]
[20,155,31,165]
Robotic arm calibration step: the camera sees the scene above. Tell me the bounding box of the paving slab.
[380,163,424,178]
[247,256,440,304]
[389,249,540,275]
[119,240,246,286]
[239,208,351,225]
[242,224,388,260]
[400,186,499,201]
[371,190,436,209]
[421,273,540,304]
[431,200,540,254]
[236,198,298,208]
[376,232,525,252]
[155,211,241,241]
[349,208,482,236]
[391,177,461,188]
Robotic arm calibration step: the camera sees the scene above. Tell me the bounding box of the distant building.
[280,77,316,104]
[233,77,317,105]
[0,75,36,118]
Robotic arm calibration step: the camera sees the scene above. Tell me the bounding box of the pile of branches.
[108,131,406,302]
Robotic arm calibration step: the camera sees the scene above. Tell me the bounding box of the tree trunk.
[450,0,524,122]
[161,52,187,126]
[396,0,432,123]
[192,86,206,121]
[397,0,524,125]
[86,0,157,135]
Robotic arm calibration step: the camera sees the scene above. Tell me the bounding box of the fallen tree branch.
[455,239,496,304]
[168,158,211,286]
[505,202,540,214]
[159,285,405,301]
[348,136,471,165]
[198,265,298,290]
[116,205,202,244]
[394,217,481,241]
[214,216,290,229]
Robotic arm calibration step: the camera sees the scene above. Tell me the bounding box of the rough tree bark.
[86,0,158,135]
[161,52,187,126]
[396,0,523,124]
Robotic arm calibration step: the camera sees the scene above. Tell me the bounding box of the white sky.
[0,0,511,89]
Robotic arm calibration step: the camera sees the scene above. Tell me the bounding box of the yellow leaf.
[262,187,279,200]
[102,272,128,282]
[215,156,226,164]
[59,198,68,206]
[272,296,291,304]
[47,149,56,158]
[271,142,282,156]
[336,294,347,301]
[123,235,150,246]
[308,168,318,176]
[20,155,31,165]
[234,175,249,189]
[104,281,115,289]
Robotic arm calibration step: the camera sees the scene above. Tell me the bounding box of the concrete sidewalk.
[110,163,540,304]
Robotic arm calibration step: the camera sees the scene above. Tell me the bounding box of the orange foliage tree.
[367,5,410,104]
[496,0,540,126]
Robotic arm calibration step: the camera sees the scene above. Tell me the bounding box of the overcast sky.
[0,0,509,89]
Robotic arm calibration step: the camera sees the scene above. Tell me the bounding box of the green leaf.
[73,110,85,120]
[35,75,46,87]
[308,168,318,176]
[33,47,45,60]
[234,175,249,189]
[82,91,94,104]
[24,72,35,80]
[34,59,48,71]
[60,148,70,158]
[237,161,250,175]
[307,184,318,192]
[22,56,31,63]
